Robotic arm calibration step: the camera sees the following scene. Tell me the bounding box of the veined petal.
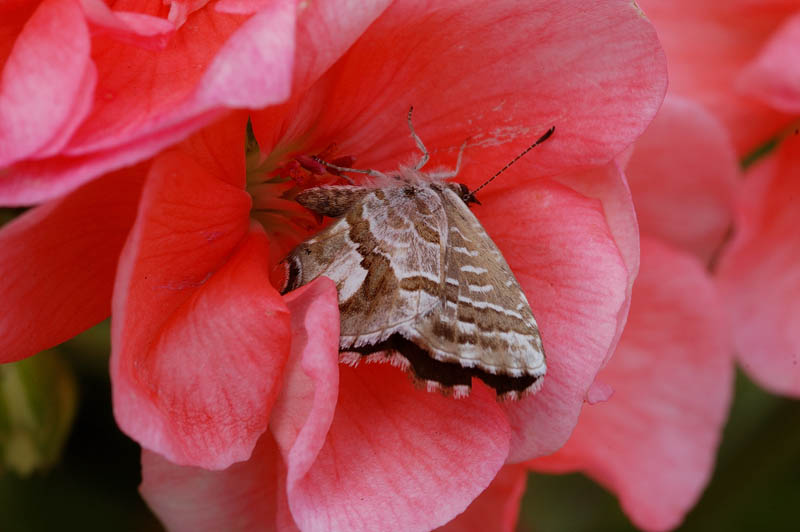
[112,118,291,468]
[140,435,295,532]
[436,465,527,532]
[0,167,144,363]
[477,179,629,462]
[252,0,667,187]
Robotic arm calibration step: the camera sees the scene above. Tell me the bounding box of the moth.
[278,108,554,399]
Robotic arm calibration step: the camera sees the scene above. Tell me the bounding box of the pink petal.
[274,271,503,532]
[436,465,527,532]
[477,179,629,462]
[0,110,227,206]
[585,379,614,405]
[139,277,341,531]
[216,0,274,15]
[112,122,291,468]
[0,0,297,205]
[0,0,95,167]
[272,0,392,93]
[140,435,297,532]
[637,0,796,154]
[173,110,251,189]
[276,362,510,532]
[68,1,293,154]
[80,0,176,49]
[166,0,211,26]
[0,167,144,363]
[625,95,739,263]
[554,161,639,366]
[253,0,666,185]
[717,135,800,397]
[194,0,295,108]
[269,277,342,489]
[738,11,800,113]
[532,237,733,532]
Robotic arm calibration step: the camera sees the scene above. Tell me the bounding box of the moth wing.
[406,187,546,380]
[282,185,448,349]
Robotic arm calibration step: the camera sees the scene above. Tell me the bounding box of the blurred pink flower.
[637,0,800,154]
[527,96,738,531]
[717,133,800,397]
[2,0,667,530]
[522,4,800,526]
[713,6,800,398]
[737,9,800,115]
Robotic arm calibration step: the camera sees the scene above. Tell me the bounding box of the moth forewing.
[435,187,545,375]
[280,169,546,400]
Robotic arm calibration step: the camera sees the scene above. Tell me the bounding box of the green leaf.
[0,351,78,476]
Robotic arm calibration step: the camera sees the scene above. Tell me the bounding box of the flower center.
[244,128,356,261]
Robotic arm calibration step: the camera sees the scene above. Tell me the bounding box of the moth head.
[447,182,481,206]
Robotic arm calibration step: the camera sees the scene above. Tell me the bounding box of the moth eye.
[463,192,481,206]
[403,187,416,197]
[303,247,311,255]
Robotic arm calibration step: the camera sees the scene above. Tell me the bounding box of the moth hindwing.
[279,174,546,400]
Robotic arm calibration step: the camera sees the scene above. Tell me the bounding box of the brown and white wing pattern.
[401,186,546,397]
[280,180,546,399]
[282,184,448,348]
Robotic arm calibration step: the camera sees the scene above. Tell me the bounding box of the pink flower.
[533,4,800,526]
[636,0,800,154]
[737,10,800,115]
[0,0,300,205]
[717,133,800,397]
[713,9,800,399]
[2,0,667,530]
[526,96,738,531]
[132,1,664,529]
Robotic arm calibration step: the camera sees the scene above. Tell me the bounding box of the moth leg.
[428,139,468,180]
[408,106,430,171]
[315,159,388,181]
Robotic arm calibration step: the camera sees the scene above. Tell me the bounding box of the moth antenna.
[408,106,431,171]
[469,126,555,198]
[313,158,388,182]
